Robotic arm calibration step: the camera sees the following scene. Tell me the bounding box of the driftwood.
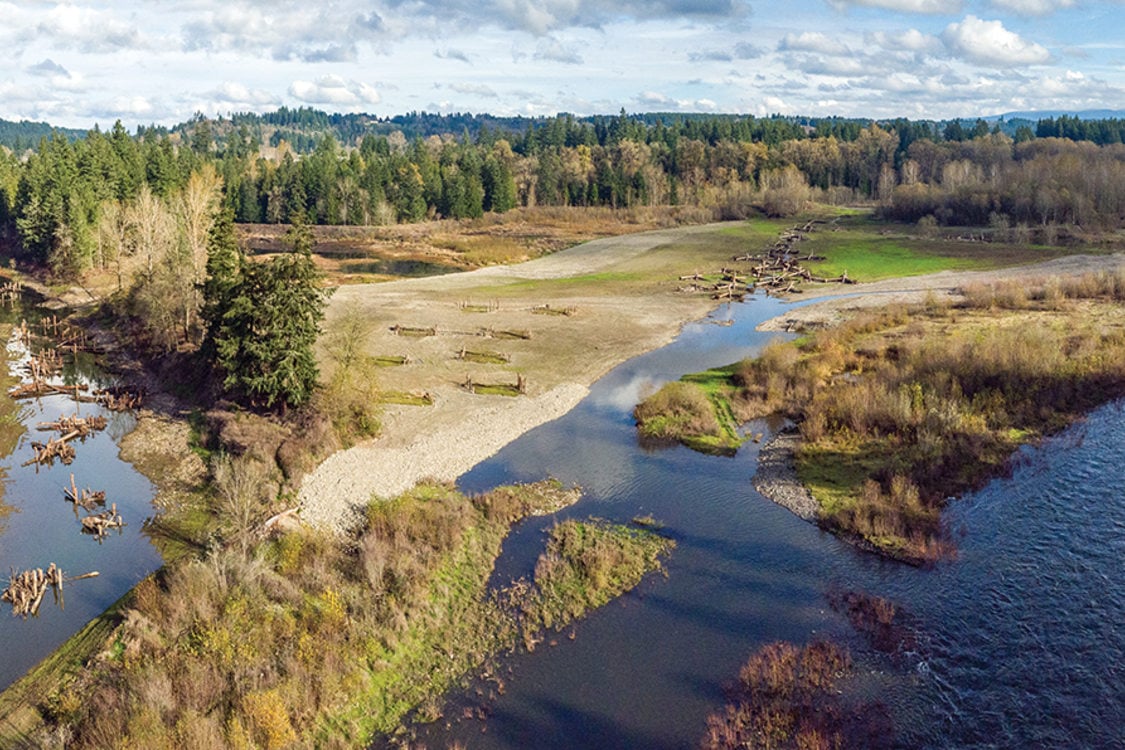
[2,564,99,617]
[9,382,88,400]
[24,436,77,467]
[93,386,144,411]
[64,473,107,511]
[390,324,437,337]
[81,504,125,540]
[38,413,108,436]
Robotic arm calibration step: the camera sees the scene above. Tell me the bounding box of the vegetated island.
[6,479,672,747]
[637,265,1125,564]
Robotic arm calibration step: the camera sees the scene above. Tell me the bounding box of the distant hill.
[0,118,86,152]
[991,109,1125,122]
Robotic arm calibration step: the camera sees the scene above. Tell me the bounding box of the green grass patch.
[802,223,1071,283]
[471,383,522,397]
[372,355,410,367]
[635,366,745,455]
[381,390,435,406]
[456,349,510,365]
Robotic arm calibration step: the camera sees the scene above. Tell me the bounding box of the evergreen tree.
[210,217,329,411]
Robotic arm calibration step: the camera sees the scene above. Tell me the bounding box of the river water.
[408,293,1125,749]
[0,304,159,692]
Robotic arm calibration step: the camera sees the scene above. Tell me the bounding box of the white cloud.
[830,0,961,13]
[989,0,1076,15]
[288,75,380,106]
[867,28,942,53]
[534,38,584,64]
[942,15,1050,66]
[209,82,279,106]
[779,32,848,55]
[37,3,145,53]
[112,95,154,115]
[446,82,499,98]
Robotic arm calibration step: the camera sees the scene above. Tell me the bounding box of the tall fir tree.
[209,217,329,411]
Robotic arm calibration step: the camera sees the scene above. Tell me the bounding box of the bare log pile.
[38,413,108,437]
[81,503,124,540]
[726,219,855,297]
[64,473,107,511]
[2,564,99,617]
[93,386,143,411]
[25,347,63,382]
[23,436,77,467]
[9,381,88,400]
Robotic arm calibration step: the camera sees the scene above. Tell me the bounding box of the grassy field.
[802,216,1074,283]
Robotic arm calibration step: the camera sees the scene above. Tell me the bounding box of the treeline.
[3,113,1125,280]
[0,117,85,152]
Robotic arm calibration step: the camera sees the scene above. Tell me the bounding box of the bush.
[633,381,719,442]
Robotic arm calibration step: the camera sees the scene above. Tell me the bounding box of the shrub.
[633,381,719,442]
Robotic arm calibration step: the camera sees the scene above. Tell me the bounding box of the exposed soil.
[298,224,728,531]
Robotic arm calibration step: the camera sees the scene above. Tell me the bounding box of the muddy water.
[406,294,1125,749]
[0,307,159,692]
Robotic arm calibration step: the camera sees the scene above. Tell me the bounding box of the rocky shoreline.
[752,429,819,522]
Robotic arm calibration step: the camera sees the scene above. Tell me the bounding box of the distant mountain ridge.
[990,109,1125,121]
[3,107,1124,155]
[0,118,86,151]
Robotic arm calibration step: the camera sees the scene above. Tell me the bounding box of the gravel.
[752,429,819,522]
[298,383,589,533]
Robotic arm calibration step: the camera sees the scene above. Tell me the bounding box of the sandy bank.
[298,224,733,531]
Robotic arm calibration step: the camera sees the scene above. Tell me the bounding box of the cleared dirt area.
[298,219,1125,532]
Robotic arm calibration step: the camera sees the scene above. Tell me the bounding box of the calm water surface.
[405,293,1125,749]
[0,306,159,691]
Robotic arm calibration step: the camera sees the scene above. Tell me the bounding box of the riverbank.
[756,252,1125,332]
[752,429,818,522]
[300,229,1125,534]
[298,222,774,531]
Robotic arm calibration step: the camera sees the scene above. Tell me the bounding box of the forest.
[2,110,1124,301]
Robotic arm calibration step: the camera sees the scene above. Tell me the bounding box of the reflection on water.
[0,306,159,692]
[407,295,1125,750]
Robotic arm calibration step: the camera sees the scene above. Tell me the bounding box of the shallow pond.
[405,293,1124,749]
[0,304,159,692]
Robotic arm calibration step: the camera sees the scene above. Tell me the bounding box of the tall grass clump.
[634,382,722,444]
[700,641,892,750]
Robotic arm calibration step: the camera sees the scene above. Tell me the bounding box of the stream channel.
[407,292,1124,749]
[0,299,159,692]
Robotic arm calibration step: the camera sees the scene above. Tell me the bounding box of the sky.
[1,0,1123,129]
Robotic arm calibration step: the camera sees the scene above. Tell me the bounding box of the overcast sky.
[1,0,1122,129]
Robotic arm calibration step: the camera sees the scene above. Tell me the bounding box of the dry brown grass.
[42,480,671,748]
[700,640,892,750]
[241,205,722,286]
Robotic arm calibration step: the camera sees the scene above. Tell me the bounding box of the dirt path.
[299,224,729,531]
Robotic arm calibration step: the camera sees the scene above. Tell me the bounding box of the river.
[0,302,160,692]
[406,293,1125,749]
